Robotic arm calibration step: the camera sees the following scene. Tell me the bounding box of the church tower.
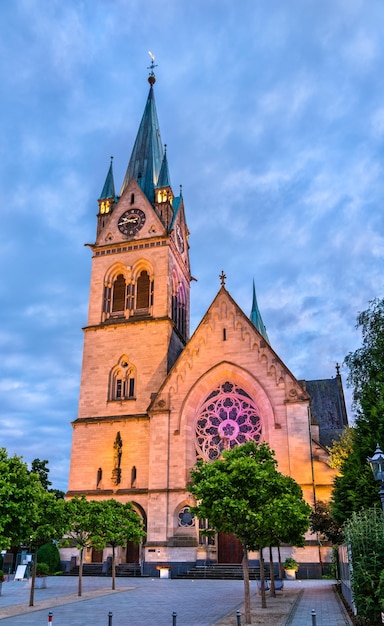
[68,63,190,500]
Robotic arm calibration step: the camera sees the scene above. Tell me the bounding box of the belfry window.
[195,381,262,461]
[103,267,153,321]
[135,271,153,312]
[109,357,136,401]
[112,274,126,313]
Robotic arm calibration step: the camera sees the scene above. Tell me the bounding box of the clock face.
[176,224,184,253]
[117,209,146,236]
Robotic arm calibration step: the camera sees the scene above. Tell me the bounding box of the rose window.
[178,506,195,527]
[195,381,262,461]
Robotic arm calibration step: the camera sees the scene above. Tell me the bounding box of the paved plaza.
[0,576,352,626]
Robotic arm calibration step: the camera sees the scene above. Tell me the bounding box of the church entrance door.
[218,533,243,564]
[126,541,140,563]
[92,549,103,563]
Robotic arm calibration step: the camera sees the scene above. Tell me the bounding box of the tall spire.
[157,144,171,188]
[120,59,164,202]
[250,281,269,344]
[99,156,116,201]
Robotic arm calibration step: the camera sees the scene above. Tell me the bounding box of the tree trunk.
[78,548,84,597]
[260,547,267,609]
[29,553,37,607]
[269,545,275,597]
[242,545,251,624]
[277,544,283,579]
[112,545,116,590]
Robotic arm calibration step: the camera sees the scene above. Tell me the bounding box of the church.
[66,63,348,577]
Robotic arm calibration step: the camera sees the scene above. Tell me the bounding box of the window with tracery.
[195,381,262,461]
[178,505,195,527]
[102,268,153,321]
[109,356,136,401]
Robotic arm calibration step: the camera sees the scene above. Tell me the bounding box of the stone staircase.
[175,564,270,580]
[116,563,141,577]
[69,563,141,577]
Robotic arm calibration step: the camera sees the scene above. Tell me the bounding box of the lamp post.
[367,444,384,511]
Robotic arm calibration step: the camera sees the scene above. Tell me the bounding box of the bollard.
[108,611,113,626]
[311,608,316,626]
[236,609,242,626]
[172,610,177,626]
[48,612,53,625]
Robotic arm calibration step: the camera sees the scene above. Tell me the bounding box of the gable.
[150,287,309,411]
[95,178,167,247]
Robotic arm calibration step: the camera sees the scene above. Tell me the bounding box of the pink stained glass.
[195,381,262,461]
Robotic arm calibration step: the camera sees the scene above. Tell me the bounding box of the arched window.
[112,274,126,313]
[109,356,136,401]
[172,280,187,339]
[135,270,153,313]
[195,381,262,461]
[103,264,153,321]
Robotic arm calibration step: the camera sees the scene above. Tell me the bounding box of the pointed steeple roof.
[120,73,164,203]
[99,157,116,200]
[156,144,171,188]
[250,281,270,344]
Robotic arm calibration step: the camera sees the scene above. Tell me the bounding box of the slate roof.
[305,375,349,448]
[120,78,164,202]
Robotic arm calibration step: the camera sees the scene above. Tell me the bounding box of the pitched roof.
[305,375,349,448]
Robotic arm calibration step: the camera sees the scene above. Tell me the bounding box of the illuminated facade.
[66,66,347,576]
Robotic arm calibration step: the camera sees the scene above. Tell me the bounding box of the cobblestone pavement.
[283,580,352,626]
[0,576,352,626]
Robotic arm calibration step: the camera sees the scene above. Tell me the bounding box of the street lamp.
[367,444,384,511]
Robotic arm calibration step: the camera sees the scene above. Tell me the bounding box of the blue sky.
[1,0,383,492]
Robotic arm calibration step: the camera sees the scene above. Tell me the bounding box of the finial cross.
[219,270,226,287]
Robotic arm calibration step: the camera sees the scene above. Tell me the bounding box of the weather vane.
[147,50,158,73]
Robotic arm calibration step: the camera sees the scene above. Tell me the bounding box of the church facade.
[66,65,348,576]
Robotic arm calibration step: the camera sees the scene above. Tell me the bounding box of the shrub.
[37,542,61,573]
[36,562,50,576]
[345,508,384,624]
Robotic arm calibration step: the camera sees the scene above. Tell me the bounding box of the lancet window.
[102,265,153,321]
[171,279,187,339]
[109,356,136,401]
[195,381,262,461]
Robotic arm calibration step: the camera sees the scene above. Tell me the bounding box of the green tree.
[0,448,45,549]
[31,459,52,490]
[28,493,69,606]
[30,458,65,499]
[327,426,355,470]
[65,496,102,597]
[92,500,145,590]
[309,500,343,545]
[188,442,310,623]
[331,298,384,524]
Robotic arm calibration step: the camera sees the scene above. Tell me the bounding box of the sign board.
[14,565,27,580]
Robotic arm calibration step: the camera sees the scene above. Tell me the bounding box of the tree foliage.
[331,298,384,524]
[0,448,46,549]
[309,500,343,545]
[65,496,102,597]
[30,458,65,499]
[188,441,310,623]
[92,500,145,589]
